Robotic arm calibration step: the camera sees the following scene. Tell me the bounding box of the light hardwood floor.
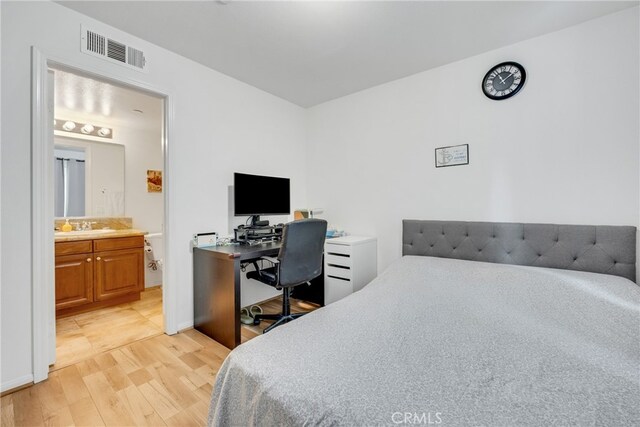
[54,286,164,371]
[240,297,320,342]
[2,293,319,426]
[1,329,229,426]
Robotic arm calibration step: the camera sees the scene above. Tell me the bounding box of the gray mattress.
[208,256,640,426]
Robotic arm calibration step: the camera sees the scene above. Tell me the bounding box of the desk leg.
[193,251,240,349]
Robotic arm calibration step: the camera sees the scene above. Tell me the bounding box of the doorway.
[31,49,176,383]
[49,66,166,370]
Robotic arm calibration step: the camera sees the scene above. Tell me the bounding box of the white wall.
[306,7,640,273]
[0,0,307,391]
[115,122,165,288]
[119,124,164,234]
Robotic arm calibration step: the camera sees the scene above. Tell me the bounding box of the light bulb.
[62,121,76,131]
[81,124,94,134]
[97,128,111,137]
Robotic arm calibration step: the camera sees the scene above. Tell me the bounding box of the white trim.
[177,321,194,333]
[162,96,178,336]
[1,374,34,394]
[31,48,55,382]
[30,46,177,384]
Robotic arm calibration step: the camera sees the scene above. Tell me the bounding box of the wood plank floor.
[240,297,320,342]
[2,294,319,426]
[53,287,164,371]
[1,329,229,426]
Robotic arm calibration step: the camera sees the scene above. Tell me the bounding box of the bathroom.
[52,66,165,369]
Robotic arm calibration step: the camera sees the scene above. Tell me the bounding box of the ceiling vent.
[80,25,148,73]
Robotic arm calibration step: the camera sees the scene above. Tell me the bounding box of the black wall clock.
[482,62,526,100]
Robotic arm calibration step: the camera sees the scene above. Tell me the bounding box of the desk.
[193,242,323,349]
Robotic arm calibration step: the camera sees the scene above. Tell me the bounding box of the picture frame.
[435,144,469,168]
[147,169,163,192]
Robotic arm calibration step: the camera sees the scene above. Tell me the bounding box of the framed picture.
[435,144,469,168]
[147,170,162,192]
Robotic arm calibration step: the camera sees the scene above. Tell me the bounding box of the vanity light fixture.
[55,119,112,139]
[81,124,95,134]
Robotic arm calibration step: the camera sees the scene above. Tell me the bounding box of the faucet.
[81,221,97,231]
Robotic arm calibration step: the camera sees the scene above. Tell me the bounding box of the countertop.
[54,229,148,243]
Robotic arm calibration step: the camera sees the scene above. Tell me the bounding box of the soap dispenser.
[61,219,73,232]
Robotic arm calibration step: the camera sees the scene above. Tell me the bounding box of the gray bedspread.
[208,256,640,426]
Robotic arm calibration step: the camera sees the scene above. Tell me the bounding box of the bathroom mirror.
[54,136,125,218]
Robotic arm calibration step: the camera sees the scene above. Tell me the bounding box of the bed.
[208,220,640,426]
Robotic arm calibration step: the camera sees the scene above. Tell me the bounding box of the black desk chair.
[247,219,327,333]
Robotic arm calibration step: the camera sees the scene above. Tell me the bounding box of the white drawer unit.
[324,235,377,304]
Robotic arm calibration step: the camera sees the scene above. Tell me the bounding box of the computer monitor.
[234,173,290,224]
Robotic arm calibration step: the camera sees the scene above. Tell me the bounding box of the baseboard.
[1,374,34,395]
[177,321,193,333]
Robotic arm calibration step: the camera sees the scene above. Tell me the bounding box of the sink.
[55,229,116,236]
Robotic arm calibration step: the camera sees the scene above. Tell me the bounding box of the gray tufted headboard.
[403,220,637,282]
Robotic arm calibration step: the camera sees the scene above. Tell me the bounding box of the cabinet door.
[94,248,144,301]
[55,253,94,311]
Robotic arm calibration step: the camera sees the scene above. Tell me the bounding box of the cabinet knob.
[96,257,101,261]
[86,258,92,262]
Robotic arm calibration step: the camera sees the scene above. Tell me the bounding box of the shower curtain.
[54,158,64,217]
[54,157,85,217]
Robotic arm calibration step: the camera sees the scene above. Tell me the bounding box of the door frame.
[31,47,177,383]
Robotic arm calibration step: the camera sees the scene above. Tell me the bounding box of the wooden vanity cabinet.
[55,253,94,311]
[55,236,144,317]
[95,248,144,301]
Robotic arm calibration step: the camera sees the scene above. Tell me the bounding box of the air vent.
[86,31,105,55]
[107,39,126,63]
[127,46,146,69]
[80,25,148,73]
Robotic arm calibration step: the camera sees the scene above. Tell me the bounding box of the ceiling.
[53,67,163,132]
[57,1,638,107]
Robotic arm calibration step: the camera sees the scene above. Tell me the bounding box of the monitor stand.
[249,215,269,227]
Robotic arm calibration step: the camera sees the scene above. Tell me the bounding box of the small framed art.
[147,170,163,192]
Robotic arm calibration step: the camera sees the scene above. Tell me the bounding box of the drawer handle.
[96,257,101,261]
[327,252,350,257]
[327,275,350,282]
[86,258,92,262]
[328,264,350,270]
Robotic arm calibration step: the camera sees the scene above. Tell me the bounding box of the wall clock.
[482,62,526,100]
